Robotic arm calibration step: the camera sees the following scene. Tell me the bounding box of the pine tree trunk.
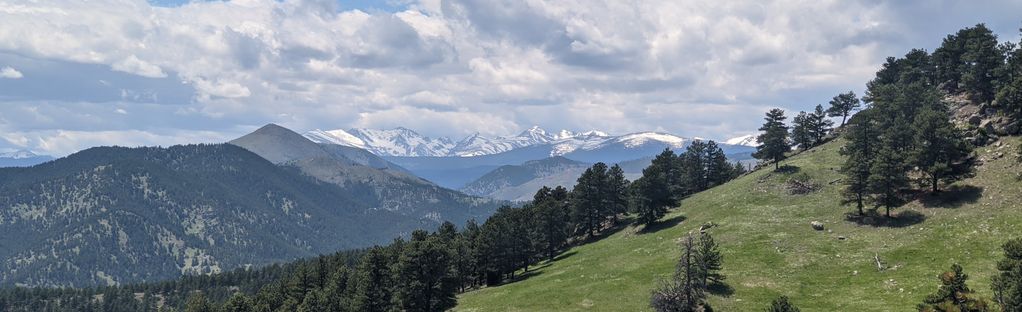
[931,175,939,193]
[841,114,848,127]
[857,193,864,216]
[886,205,891,218]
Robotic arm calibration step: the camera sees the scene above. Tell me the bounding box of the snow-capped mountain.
[302,126,734,160]
[305,127,456,157]
[724,134,760,147]
[0,150,55,167]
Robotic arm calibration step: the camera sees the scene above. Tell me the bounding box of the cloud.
[1,0,1021,155]
[111,55,167,78]
[0,66,22,79]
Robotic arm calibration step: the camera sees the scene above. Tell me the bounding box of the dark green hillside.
[0,144,422,287]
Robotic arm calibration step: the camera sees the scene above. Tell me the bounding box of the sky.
[0,0,1020,156]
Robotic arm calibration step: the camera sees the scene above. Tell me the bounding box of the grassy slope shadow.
[844,209,926,228]
[639,215,687,234]
[918,185,984,208]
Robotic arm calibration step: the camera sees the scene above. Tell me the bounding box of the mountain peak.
[231,124,329,164]
[724,134,760,147]
[0,149,40,159]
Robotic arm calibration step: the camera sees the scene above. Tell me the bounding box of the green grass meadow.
[455,137,1022,311]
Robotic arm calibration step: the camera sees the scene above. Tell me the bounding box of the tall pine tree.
[911,107,975,193]
[827,91,861,126]
[754,108,790,170]
[839,111,878,216]
[992,238,1022,311]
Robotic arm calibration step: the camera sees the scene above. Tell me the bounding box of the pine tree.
[992,238,1022,311]
[911,107,975,193]
[810,104,834,145]
[532,187,570,261]
[349,247,393,312]
[868,141,909,218]
[296,289,329,312]
[839,111,877,216]
[650,235,709,312]
[694,232,724,287]
[933,23,1005,103]
[827,91,861,126]
[754,109,790,170]
[571,163,610,236]
[391,235,458,312]
[790,111,814,150]
[184,293,214,312]
[996,27,1022,122]
[703,141,733,188]
[632,150,677,226]
[767,296,801,312]
[630,177,666,226]
[220,293,254,312]
[918,264,989,312]
[679,142,708,194]
[606,164,631,222]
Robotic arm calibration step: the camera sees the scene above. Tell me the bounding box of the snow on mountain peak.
[613,132,686,148]
[304,129,367,149]
[0,150,40,159]
[303,126,746,158]
[724,134,760,147]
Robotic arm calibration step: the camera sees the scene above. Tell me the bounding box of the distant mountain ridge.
[303,126,701,158]
[231,124,499,223]
[460,156,590,200]
[0,150,54,167]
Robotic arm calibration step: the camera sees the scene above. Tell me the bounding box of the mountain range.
[305,126,759,189]
[0,124,499,287]
[0,150,54,168]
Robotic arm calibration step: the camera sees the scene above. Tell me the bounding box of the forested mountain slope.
[0,144,424,287]
[455,137,1022,311]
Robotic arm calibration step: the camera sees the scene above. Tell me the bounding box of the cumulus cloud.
[0,66,22,79]
[0,0,1020,155]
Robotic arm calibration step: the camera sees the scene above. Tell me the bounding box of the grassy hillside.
[455,137,1022,311]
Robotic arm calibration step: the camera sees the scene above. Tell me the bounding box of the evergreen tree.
[296,289,329,312]
[606,164,631,222]
[184,293,214,312]
[827,91,861,126]
[996,27,1022,122]
[754,109,790,170]
[694,232,724,287]
[839,111,877,216]
[703,141,733,188]
[571,163,610,236]
[349,248,393,312]
[632,150,678,226]
[532,187,571,261]
[630,177,666,226]
[767,296,800,312]
[911,107,975,193]
[650,235,709,312]
[933,23,1005,103]
[790,111,814,150]
[679,142,708,194]
[810,104,834,145]
[918,264,989,312]
[992,238,1022,311]
[391,235,458,312]
[868,141,909,218]
[220,293,254,312]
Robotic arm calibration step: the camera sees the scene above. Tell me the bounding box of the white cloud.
[111,55,167,78]
[0,66,22,79]
[1,0,1020,154]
